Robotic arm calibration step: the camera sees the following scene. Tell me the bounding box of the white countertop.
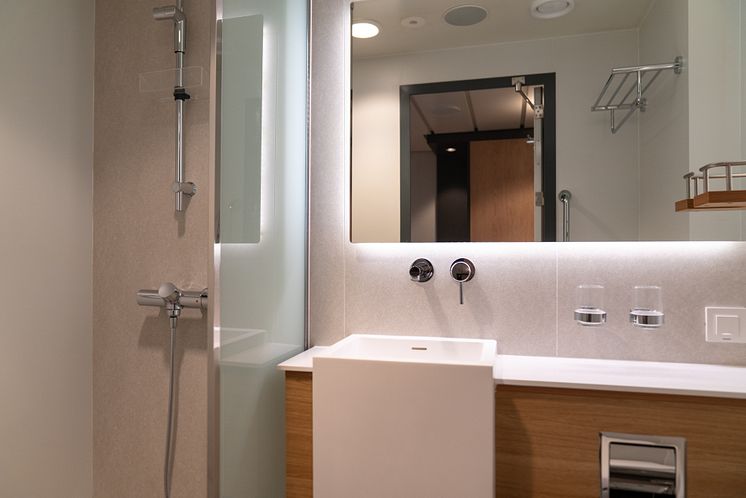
[278,347,746,399]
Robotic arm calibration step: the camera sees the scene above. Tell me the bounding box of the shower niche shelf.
[676,161,746,212]
[592,57,683,134]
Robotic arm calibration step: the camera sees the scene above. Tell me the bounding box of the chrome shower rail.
[154,0,196,212]
[592,57,683,134]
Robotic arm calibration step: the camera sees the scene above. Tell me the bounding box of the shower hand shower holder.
[591,57,683,134]
[154,2,196,212]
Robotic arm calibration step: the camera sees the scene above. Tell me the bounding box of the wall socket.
[705,307,746,343]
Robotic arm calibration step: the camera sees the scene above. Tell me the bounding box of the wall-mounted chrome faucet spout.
[153,2,195,212]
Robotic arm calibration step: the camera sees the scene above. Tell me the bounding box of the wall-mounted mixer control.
[409,258,434,283]
[450,258,475,305]
[137,282,208,327]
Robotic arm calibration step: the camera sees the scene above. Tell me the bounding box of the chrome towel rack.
[591,57,683,134]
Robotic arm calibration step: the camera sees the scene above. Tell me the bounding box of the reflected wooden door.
[469,139,534,241]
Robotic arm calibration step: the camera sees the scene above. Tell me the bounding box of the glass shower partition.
[215,0,308,496]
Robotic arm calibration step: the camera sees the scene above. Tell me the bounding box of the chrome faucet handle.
[158,282,182,303]
[450,258,475,305]
[158,282,183,324]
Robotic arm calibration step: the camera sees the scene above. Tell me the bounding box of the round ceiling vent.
[443,5,488,27]
[530,0,575,19]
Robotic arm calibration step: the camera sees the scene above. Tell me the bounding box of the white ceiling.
[410,86,536,152]
[352,0,654,59]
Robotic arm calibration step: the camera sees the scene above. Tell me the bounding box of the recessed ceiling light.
[443,5,488,27]
[530,0,574,19]
[352,20,381,39]
[446,147,457,153]
[401,16,426,29]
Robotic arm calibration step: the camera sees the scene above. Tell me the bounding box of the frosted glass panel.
[217,0,308,496]
[220,15,263,243]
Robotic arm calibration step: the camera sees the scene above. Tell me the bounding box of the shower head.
[153,5,186,53]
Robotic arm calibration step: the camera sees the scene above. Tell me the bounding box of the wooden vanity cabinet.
[284,372,746,498]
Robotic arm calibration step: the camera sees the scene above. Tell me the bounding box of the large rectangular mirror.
[350,0,746,242]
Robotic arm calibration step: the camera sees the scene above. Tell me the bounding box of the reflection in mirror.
[350,0,746,242]
[400,75,555,242]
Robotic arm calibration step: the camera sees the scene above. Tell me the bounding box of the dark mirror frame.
[399,73,556,242]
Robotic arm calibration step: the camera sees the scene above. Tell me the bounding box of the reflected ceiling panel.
[412,92,473,134]
[470,86,536,130]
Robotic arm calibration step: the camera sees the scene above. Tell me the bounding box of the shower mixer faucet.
[136,283,207,328]
[137,279,206,498]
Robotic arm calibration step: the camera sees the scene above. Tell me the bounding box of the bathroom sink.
[313,334,495,498]
[314,333,496,366]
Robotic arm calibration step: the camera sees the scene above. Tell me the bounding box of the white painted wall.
[0,1,94,496]
[687,0,745,240]
[410,151,437,242]
[638,0,690,240]
[352,30,641,242]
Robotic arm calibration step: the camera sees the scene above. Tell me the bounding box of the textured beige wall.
[0,1,94,496]
[93,0,211,496]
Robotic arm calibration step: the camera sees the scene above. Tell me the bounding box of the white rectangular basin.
[314,333,496,366]
[313,334,495,498]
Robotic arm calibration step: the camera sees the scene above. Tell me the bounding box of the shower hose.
[164,321,177,498]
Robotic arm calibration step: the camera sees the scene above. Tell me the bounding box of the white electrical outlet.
[705,307,746,343]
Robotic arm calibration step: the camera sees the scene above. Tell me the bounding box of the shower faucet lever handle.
[450,258,475,305]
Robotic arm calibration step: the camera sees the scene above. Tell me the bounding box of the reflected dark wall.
[436,144,469,242]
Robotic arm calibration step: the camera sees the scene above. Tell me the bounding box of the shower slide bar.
[591,57,683,134]
[154,0,196,212]
[558,190,571,242]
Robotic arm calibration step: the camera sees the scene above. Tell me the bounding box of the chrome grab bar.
[558,190,571,242]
